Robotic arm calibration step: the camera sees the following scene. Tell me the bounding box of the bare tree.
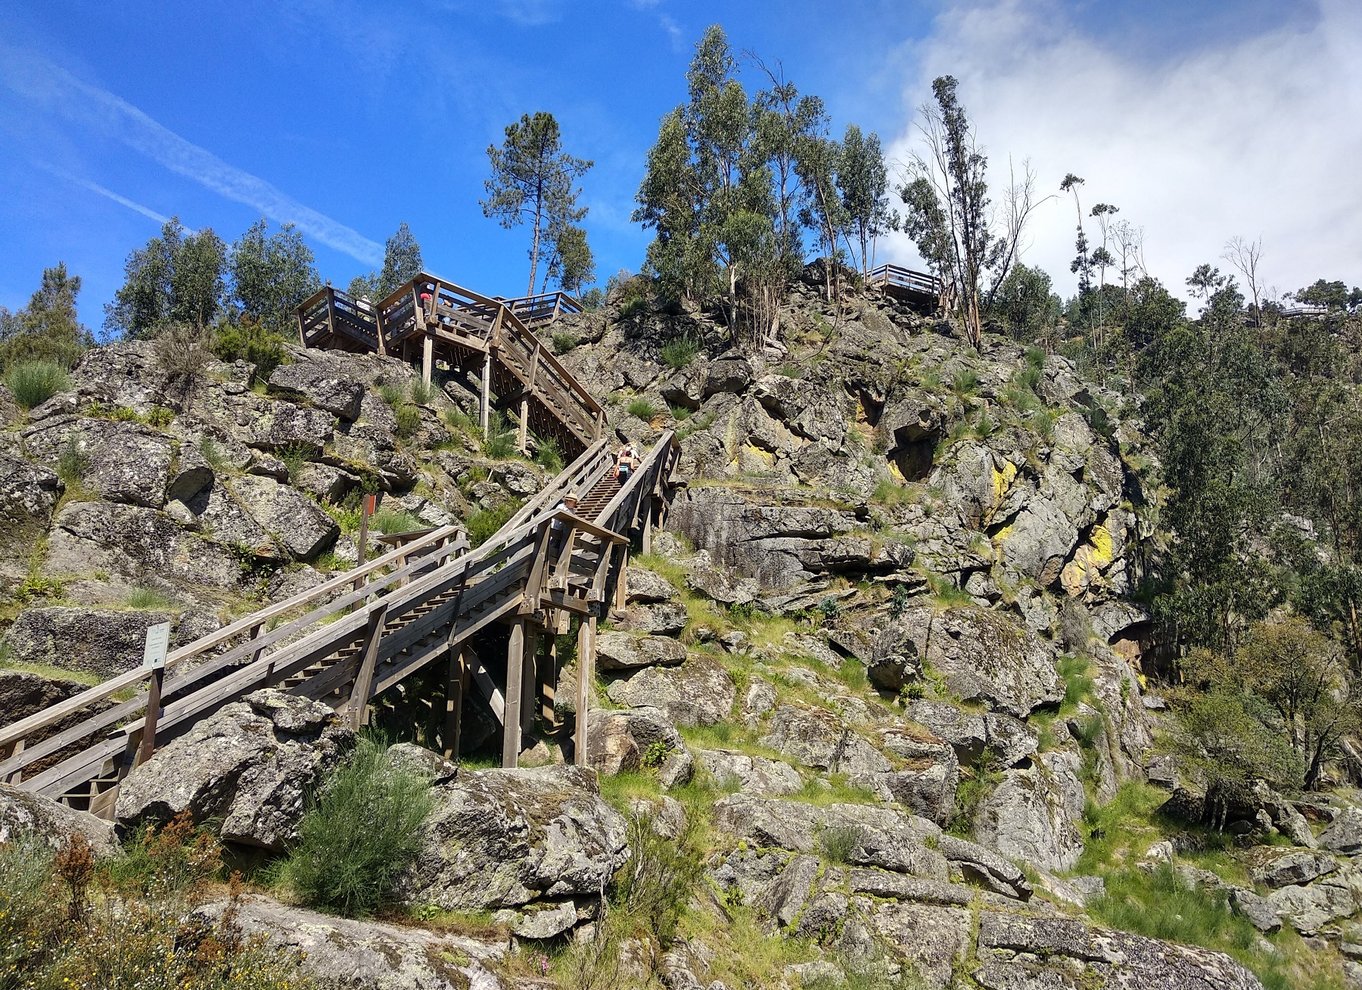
[1224,235,1265,324]
[1111,219,1147,290]
[984,156,1053,310]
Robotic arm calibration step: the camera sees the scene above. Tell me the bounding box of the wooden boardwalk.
[0,434,679,815]
[3,279,677,814]
[868,263,939,311]
[296,275,598,458]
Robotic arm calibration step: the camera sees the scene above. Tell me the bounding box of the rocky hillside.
[4,279,1362,990]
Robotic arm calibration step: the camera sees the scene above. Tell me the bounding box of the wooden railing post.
[136,621,171,767]
[444,648,467,760]
[480,354,491,434]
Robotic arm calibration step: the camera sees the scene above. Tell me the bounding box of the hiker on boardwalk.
[614,444,639,483]
[419,283,435,322]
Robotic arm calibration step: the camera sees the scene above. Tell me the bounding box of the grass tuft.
[5,360,69,409]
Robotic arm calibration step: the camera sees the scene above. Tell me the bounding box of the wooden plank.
[444,649,466,759]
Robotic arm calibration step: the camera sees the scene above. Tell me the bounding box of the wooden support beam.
[539,633,558,729]
[422,334,434,387]
[574,615,596,768]
[641,495,654,556]
[502,619,525,768]
[444,648,467,760]
[480,354,491,434]
[347,604,390,731]
[614,547,630,610]
[522,625,539,744]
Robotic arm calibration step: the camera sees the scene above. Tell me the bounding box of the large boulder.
[23,416,173,509]
[225,474,339,560]
[870,901,972,990]
[694,749,804,797]
[595,632,687,672]
[1265,880,1358,935]
[0,784,118,857]
[585,707,694,788]
[976,912,1264,989]
[887,606,1062,717]
[760,704,890,777]
[1321,808,1362,855]
[399,764,629,911]
[115,690,353,851]
[45,501,243,592]
[0,448,62,550]
[604,655,736,727]
[267,358,366,420]
[973,750,1086,872]
[712,795,949,880]
[1,607,214,678]
[196,894,516,989]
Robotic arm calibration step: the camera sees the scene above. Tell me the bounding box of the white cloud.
[0,44,382,266]
[881,0,1362,303]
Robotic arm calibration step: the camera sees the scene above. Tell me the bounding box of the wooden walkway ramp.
[0,431,680,817]
[868,263,940,311]
[296,275,598,458]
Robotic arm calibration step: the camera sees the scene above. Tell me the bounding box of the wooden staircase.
[0,433,682,815]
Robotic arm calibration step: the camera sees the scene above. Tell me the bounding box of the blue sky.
[0,0,1356,331]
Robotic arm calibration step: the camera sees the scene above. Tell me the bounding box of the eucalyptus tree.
[229,219,320,334]
[481,112,593,297]
[106,218,227,337]
[836,124,896,276]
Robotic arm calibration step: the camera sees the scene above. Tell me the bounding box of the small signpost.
[138,621,171,765]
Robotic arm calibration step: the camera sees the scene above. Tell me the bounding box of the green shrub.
[619,295,648,319]
[551,331,578,355]
[626,397,658,421]
[614,808,703,947]
[212,319,288,382]
[948,761,1003,835]
[200,437,228,472]
[57,434,89,487]
[1057,654,1095,714]
[278,441,311,480]
[817,824,863,864]
[533,437,564,472]
[394,404,421,440]
[950,368,980,396]
[126,586,171,610]
[480,411,518,459]
[0,833,60,977]
[145,406,175,428]
[443,405,474,432]
[370,508,425,535]
[376,382,405,408]
[4,360,69,409]
[409,379,437,405]
[465,503,516,546]
[276,736,434,917]
[154,323,212,381]
[660,337,699,369]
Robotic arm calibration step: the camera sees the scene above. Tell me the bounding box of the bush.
[481,411,518,459]
[212,319,288,382]
[376,382,405,407]
[0,833,60,976]
[4,359,68,409]
[276,736,434,917]
[394,404,421,440]
[551,331,578,355]
[126,586,171,610]
[615,808,703,946]
[817,824,862,864]
[465,503,516,546]
[154,323,212,381]
[278,441,311,480]
[626,397,658,421]
[533,437,564,472]
[660,337,699,369]
[370,508,425,535]
[410,379,437,405]
[57,434,89,487]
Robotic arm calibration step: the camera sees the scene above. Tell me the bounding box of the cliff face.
[2,283,1355,989]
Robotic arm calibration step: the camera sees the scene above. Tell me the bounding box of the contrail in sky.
[0,44,382,266]
[39,164,174,227]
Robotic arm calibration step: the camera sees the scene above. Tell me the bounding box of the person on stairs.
[614,444,639,483]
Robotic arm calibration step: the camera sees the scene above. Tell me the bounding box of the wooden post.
[641,495,654,555]
[136,621,171,766]
[518,396,530,453]
[502,619,525,768]
[348,604,390,731]
[574,615,596,768]
[1,739,24,785]
[356,493,375,573]
[422,334,434,387]
[444,649,466,760]
[522,625,539,743]
[594,408,604,441]
[540,633,558,729]
[614,547,630,610]
[480,354,491,434]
